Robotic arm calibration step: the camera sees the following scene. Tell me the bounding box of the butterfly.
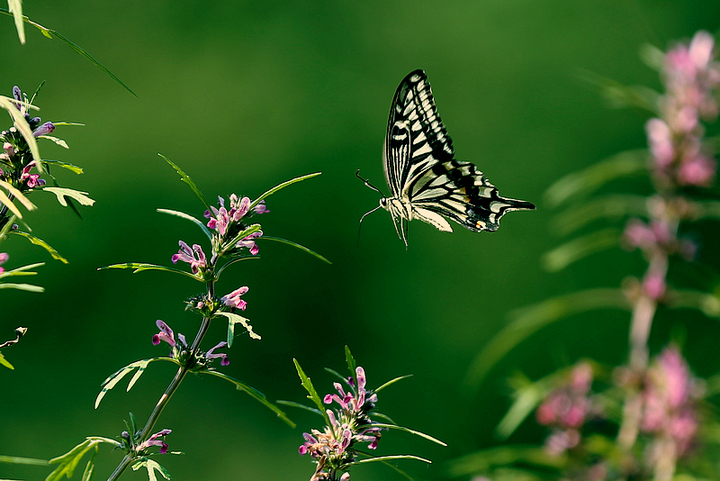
[358,69,535,247]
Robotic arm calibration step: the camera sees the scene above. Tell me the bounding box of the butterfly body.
[372,69,535,246]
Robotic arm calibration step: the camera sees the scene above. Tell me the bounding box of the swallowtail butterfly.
[359,69,535,246]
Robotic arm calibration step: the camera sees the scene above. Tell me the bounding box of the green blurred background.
[1,1,720,480]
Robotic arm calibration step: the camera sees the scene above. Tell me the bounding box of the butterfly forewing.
[383,70,454,197]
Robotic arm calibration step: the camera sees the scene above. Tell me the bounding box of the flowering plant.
[453,30,720,481]
[288,346,446,481]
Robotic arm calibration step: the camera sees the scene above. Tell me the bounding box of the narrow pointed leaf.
[11,231,68,263]
[0,187,24,219]
[8,0,25,43]
[544,150,648,207]
[214,311,261,346]
[668,290,720,319]
[447,445,566,478]
[0,95,41,170]
[0,262,44,278]
[0,455,48,465]
[260,236,331,264]
[375,374,413,392]
[0,282,44,292]
[0,179,35,211]
[249,172,322,211]
[366,423,446,446]
[464,289,630,389]
[46,439,106,481]
[95,358,173,409]
[43,160,84,174]
[542,228,620,272]
[157,208,212,240]
[38,135,69,149]
[276,400,324,417]
[324,367,349,385]
[42,187,95,207]
[551,194,649,236]
[159,154,209,209]
[350,454,433,466]
[99,263,200,280]
[345,345,357,380]
[496,373,555,439]
[0,352,14,369]
[200,370,295,427]
[221,223,261,255]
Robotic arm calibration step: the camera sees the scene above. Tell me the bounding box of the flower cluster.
[0,86,53,194]
[121,428,172,456]
[647,31,720,188]
[0,252,7,274]
[299,367,382,481]
[152,320,229,367]
[536,362,598,455]
[204,194,268,256]
[640,347,703,459]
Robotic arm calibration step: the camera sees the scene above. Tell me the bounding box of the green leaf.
[0,282,44,292]
[157,208,212,240]
[46,438,117,481]
[345,345,357,381]
[8,0,24,43]
[159,154,209,209]
[249,172,322,211]
[375,374,412,393]
[0,10,136,96]
[215,255,261,278]
[214,311,261,347]
[95,358,174,409]
[200,370,295,427]
[495,372,556,439]
[42,160,84,174]
[38,135,69,149]
[578,69,660,112]
[11,231,68,263]
[446,445,566,478]
[276,400,324,417]
[99,263,200,281]
[0,178,35,212]
[132,458,172,481]
[365,423,446,446]
[42,187,95,207]
[551,194,649,236]
[0,352,14,369]
[668,290,720,319]
[0,95,42,170]
[293,358,329,425]
[350,454,433,467]
[0,455,48,465]
[0,182,27,219]
[0,262,44,278]
[541,228,621,272]
[464,289,630,389]
[544,149,648,208]
[259,236,331,264]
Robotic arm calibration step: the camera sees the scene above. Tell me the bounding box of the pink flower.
[206,341,230,366]
[171,240,207,274]
[677,153,716,186]
[221,286,249,310]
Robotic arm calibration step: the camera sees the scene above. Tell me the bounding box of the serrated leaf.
[42,160,84,174]
[159,154,209,209]
[42,187,95,207]
[0,282,44,292]
[0,179,35,211]
[366,423,446,446]
[249,172,322,211]
[95,358,173,409]
[0,352,14,369]
[157,208,212,240]
[8,0,24,44]
[38,135,68,149]
[46,439,108,481]
[11,231,68,263]
[132,458,171,481]
[544,150,648,208]
[293,358,329,422]
[259,236,331,264]
[214,311,261,346]
[542,228,621,272]
[200,370,295,427]
[99,263,200,281]
[0,95,41,170]
[551,194,648,236]
[464,289,630,389]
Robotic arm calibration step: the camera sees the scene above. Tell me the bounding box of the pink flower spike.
[221,286,249,310]
[153,320,176,347]
[206,341,230,366]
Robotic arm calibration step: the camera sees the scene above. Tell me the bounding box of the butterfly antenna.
[355,169,385,196]
[357,204,383,247]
